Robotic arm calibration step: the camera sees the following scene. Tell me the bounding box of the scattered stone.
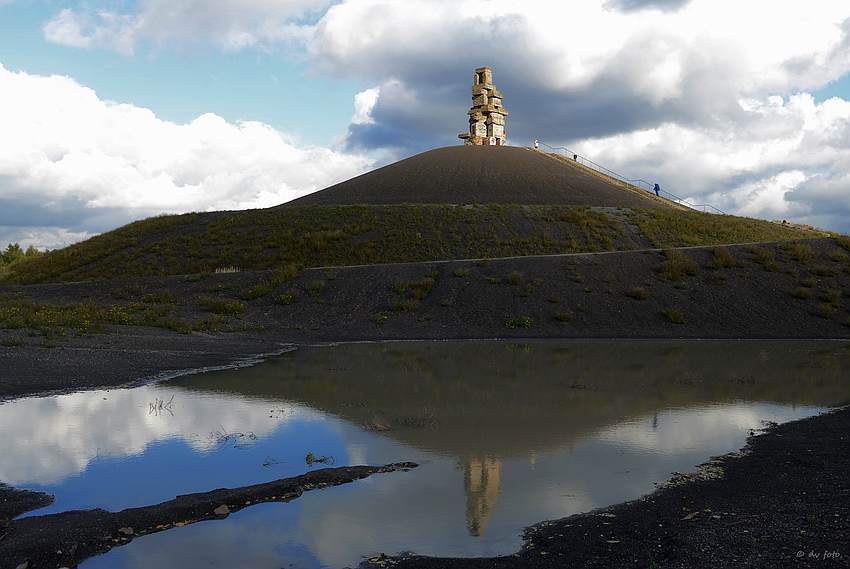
[213,504,230,516]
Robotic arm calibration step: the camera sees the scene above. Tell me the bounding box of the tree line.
[0,243,44,268]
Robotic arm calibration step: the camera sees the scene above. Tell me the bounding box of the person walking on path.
[653,183,661,196]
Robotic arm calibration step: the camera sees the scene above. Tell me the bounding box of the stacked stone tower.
[458,67,508,146]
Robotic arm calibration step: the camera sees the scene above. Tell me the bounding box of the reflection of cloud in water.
[0,386,321,486]
[596,403,819,456]
[81,398,832,569]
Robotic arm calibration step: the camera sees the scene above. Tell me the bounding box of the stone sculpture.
[459,67,508,146]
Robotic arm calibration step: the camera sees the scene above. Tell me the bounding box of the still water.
[2,340,849,568]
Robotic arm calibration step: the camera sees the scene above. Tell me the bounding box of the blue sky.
[1,0,850,249]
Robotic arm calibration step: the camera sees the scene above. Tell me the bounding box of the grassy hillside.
[0,204,825,285]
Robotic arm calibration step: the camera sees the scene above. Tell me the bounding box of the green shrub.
[802,276,817,288]
[506,315,532,329]
[554,312,573,322]
[628,287,648,300]
[454,268,469,278]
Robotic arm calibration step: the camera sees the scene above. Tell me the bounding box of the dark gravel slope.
[287,146,674,208]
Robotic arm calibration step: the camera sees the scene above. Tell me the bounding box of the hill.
[287,146,678,208]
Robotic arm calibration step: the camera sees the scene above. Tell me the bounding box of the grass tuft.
[628,286,649,300]
[506,315,532,329]
[196,297,244,316]
[788,244,816,264]
[274,288,300,305]
[554,312,573,322]
[707,247,736,269]
[793,288,812,300]
[507,271,523,286]
[660,250,699,280]
[392,298,419,312]
[818,303,838,318]
[242,264,299,300]
[663,308,686,324]
[306,280,325,296]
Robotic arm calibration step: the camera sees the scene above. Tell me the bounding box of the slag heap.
[458,67,508,146]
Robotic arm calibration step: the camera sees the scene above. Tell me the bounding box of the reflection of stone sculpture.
[463,455,502,536]
[458,67,508,146]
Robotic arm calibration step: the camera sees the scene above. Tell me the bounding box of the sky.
[1,0,850,250]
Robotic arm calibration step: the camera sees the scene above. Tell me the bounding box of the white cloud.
[351,87,380,125]
[0,64,372,249]
[571,93,850,228]
[306,0,850,231]
[28,0,850,234]
[42,0,330,55]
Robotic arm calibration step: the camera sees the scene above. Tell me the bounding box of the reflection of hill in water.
[172,340,850,538]
[170,340,850,459]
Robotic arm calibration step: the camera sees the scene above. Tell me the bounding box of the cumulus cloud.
[305,0,850,231]
[0,64,372,249]
[42,0,330,55]
[28,0,850,233]
[570,94,850,228]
